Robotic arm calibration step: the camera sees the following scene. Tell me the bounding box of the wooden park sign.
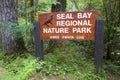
[38,11,98,40]
[34,10,104,73]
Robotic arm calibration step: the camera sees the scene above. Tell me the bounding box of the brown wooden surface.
[38,10,98,40]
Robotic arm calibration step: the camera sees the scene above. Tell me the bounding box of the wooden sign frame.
[33,11,104,73]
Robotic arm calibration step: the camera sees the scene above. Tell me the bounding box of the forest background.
[0,0,120,80]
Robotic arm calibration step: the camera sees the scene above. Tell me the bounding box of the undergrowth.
[0,41,112,80]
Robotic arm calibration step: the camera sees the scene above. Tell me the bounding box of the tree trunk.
[51,0,66,12]
[30,0,35,23]
[45,0,66,54]
[25,0,28,24]
[0,0,25,53]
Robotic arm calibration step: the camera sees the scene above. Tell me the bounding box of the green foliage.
[37,0,59,13]
[67,0,103,11]
[0,22,34,50]
[106,60,120,75]
[104,0,120,60]
[15,24,34,49]
[14,57,36,80]
[0,41,111,80]
[0,52,36,80]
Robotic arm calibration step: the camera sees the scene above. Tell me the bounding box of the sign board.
[39,10,98,40]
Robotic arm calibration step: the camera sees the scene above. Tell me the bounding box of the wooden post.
[95,20,104,73]
[33,22,44,60]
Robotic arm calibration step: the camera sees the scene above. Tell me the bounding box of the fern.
[14,58,36,80]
